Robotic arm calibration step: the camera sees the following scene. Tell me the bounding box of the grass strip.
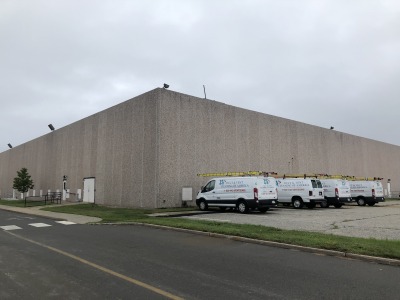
[0,199,46,207]
[1,200,399,260]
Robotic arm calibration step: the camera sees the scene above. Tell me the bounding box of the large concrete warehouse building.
[0,88,399,207]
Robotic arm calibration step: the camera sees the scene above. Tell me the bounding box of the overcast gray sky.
[1,0,399,153]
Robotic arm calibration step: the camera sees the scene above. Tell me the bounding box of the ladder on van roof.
[261,173,324,179]
[313,174,383,181]
[262,173,383,181]
[343,176,384,181]
[196,171,277,177]
[196,172,383,181]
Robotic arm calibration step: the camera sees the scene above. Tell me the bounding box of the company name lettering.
[219,179,249,188]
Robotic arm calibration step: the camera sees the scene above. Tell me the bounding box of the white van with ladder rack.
[319,177,352,208]
[275,174,324,209]
[196,172,278,213]
[349,177,385,206]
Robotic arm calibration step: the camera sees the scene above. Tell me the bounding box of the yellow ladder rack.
[197,171,277,177]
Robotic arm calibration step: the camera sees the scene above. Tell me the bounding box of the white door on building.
[83,177,95,203]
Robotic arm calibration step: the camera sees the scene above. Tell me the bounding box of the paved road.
[2,209,400,299]
[183,201,400,240]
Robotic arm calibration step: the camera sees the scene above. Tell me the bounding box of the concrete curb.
[98,221,400,267]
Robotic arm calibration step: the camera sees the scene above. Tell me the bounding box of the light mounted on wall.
[7,143,12,148]
[330,126,334,130]
[48,124,55,131]
[163,83,169,89]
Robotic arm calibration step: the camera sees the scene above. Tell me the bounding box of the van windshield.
[203,180,215,192]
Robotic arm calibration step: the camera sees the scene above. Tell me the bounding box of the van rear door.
[338,180,351,198]
[311,180,324,198]
[257,178,277,200]
[374,181,384,198]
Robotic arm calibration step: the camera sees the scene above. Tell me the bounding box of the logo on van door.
[263,179,270,184]
[219,179,226,185]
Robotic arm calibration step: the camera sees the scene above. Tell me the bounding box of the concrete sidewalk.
[0,203,102,224]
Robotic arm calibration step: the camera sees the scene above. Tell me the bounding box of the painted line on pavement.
[6,230,184,300]
[56,221,76,225]
[29,223,52,227]
[0,225,22,231]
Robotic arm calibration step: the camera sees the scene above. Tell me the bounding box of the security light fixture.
[163,83,169,89]
[7,143,12,148]
[330,126,334,130]
[48,124,55,131]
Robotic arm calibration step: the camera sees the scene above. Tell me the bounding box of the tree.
[13,167,34,194]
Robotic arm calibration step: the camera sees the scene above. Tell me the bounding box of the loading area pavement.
[181,201,400,240]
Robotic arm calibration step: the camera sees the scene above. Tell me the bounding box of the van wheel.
[292,198,303,209]
[198,200,208,211]
[237,201,249,214]
[320,200,329,208]
[367,202,376,206]
[333,203,343,208]
[259,207,269,213]
[356,197,366,206]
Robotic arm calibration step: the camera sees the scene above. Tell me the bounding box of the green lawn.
[1,200,399,260]
[0,199,47,207]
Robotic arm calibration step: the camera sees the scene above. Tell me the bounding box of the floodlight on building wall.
[48,124,55,131]
[163,83,169,89]
[7,143,12,148]
[330,126,334,130]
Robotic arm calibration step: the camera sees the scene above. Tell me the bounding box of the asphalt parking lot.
[183,201,400,240]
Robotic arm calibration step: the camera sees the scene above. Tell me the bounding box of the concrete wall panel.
[141,92,158,208]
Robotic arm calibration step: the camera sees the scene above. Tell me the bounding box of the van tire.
[292,198,304,209]
[356,197,366,206]
[198,199,208,211]
[237,201,249,214]
[320,200,329,208]
[333,203,343,208]
[367,202,376,206]
[259,207,269,213]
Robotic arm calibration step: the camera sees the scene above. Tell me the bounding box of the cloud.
[1,0,400,152]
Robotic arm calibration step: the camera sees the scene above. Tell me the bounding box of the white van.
[319,179,352,208]
[196,177,278,213]
[276,178,324,208]
[349,180,385,206]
